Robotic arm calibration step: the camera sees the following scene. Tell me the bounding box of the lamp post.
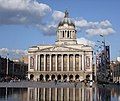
[94,45,101,82]
[6,53,9,76]
[100,35,106,49]
[100,35,112,82]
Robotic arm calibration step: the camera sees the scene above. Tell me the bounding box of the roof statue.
[58,10,75,27]
[64,10,69,18]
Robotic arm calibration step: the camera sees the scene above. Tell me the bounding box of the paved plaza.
[0,81,93,88]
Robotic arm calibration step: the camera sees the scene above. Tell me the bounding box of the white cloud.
[0,0,115,36]
[52,11,64,21]
[0,0,51,25]
[37,10,64,35]
[75,19,88,28]
[77,37,95,47]
[100,20,112,28]
[36,23,57,35]
[0,48,8,54]
[75,19,112,28]
[86,28,115,36]
[0,48,27,59]
[74,18,115,36]
[12,49,27,55]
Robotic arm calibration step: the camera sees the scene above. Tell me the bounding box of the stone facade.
[28,11,93,81]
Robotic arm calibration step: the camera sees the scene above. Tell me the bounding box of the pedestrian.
[55,79,57,85]
[74,82,77,88]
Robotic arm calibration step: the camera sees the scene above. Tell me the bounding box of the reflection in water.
[28,88,93,101]
[0,88,27,101]
[0,86,120,101]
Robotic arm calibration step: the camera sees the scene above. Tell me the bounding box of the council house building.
[28,11,93,81]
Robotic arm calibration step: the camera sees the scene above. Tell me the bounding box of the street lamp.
[100,35,106,50]
[6,53,9,76]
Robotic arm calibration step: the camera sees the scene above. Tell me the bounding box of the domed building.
[28,11,93,81]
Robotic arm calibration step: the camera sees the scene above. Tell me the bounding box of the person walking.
[54,79,57,85]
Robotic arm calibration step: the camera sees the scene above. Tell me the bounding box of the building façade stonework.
[28,11,93,81]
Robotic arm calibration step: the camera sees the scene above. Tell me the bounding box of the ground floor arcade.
[28,71,92,82]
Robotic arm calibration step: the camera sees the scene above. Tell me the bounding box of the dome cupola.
[56,11,77,45]
[58,11,75,27]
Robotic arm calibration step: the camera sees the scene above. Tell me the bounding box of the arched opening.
[69,75,73,81]
[30,74,34,80]
[57,75,61,80]
[39,74,43,81]
[75,75,79,80]
[51,75,55,80]
[63,75,67,80]
[45,74,49,81]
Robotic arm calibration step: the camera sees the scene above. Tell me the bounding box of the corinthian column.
[82,51,85,71]
[55,54,57,71]
[37,55,40,71]
[28,55,30,71]
[61,54,63,71]
[79,55,81,71]
[44,54,46,71]
[67,54,69,71]
[49,54,52,71]
[73,54,75,71]
[35,55,38,71]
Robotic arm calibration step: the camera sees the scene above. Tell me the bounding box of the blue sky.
[0,0,120,60]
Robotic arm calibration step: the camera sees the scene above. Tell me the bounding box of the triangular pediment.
[39,45,82,52]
